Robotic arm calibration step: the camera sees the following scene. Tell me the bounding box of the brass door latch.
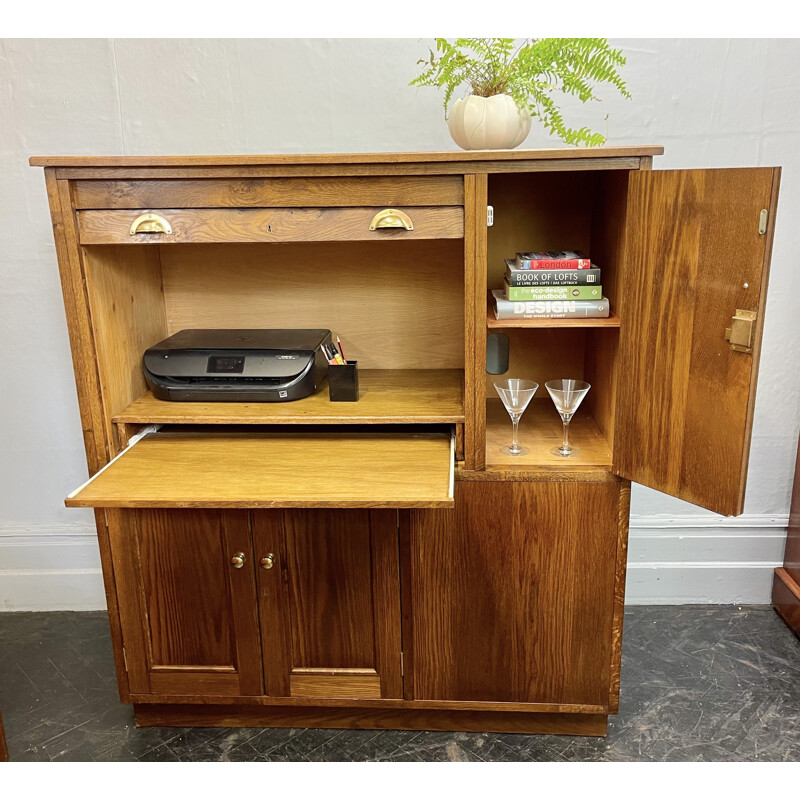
[725,309,757,353]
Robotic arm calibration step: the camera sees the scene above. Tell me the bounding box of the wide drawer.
[66,430,455,509]
[77,206,464,244]
[71,176,464,209]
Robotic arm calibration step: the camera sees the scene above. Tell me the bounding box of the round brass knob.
[260,554,275,570]
[230,552,246,569]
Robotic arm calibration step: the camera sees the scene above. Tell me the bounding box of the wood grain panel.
[487,310,621,329]
[72,176,463,209]
[464,174,488,471]
[134,703,607,735]
[106,508,262,696]
[253,509,403,700]
[53,177,109,470]
[0,708,7,762]
[137,509,235,667]
[67,431,454,509]
[159,241,464,371]
[772,568,800,639]
[773,434,800,637]
[114,370,464,426]
[283,510,376,668]
[780,435,800,585]
[78,207,463,245]
[402,479,620,705]
[584,328,620,451]
[608,480,631,713]
[31,146,665,168]
[614,168,780,516]
[129,692,604,713]
[484,328,587,400]
[133,703,608,735]
[83,246,167,452]
[290,674,382,699]
[52,158,646,180]
[485,398,612,468]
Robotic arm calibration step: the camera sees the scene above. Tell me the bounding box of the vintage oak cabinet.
[31,148,779,736]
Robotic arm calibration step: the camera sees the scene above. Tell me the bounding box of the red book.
[515,251,591,270]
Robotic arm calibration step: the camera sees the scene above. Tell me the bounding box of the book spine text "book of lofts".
[505,260,601,286]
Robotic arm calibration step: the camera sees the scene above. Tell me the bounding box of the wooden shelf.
[485,398,612,468]
[66,431,454,509]
[487,307,621,329]
[113,369,464,426]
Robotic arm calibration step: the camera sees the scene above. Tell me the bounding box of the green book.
[503,278,603,302]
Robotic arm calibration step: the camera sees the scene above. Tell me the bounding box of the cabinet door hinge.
[122,646,128,671]
[759,208,768,235]
[487,205,494,227]
[400,652,404,676]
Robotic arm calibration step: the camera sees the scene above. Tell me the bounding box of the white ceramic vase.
[447,94,532,150]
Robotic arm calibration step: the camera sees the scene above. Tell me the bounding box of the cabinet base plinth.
[133,703,608,737]
[773,567,800,638]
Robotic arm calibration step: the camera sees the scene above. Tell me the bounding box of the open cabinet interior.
[483,170,630,469]
[81,238,466,453]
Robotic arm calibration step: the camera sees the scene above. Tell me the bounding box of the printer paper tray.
[66,430,455,509]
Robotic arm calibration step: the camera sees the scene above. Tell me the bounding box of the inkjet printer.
[143,329,332,402]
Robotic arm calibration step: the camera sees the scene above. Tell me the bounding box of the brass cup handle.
[130,213,173,235]
[260,554,275,570]
[230,552,246,569]
[368,208,414,231]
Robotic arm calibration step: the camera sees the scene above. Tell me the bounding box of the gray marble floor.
[1,606,799,761]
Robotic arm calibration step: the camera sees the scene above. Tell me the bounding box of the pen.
[329,342,345,365]
[336,336,347,364]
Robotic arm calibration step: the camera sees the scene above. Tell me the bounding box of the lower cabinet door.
[253,509,403,699]
[107,508,263,697]
[401,479,625,707]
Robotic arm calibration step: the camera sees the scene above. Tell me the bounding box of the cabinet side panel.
[51,175,109,470]
[464,174,487,469]
[608,480,631,713]
[82,245,167,452]
[407,480,619,705]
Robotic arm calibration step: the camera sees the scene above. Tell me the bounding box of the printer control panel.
[207,355,245,374]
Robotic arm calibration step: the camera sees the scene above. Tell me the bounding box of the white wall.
[1,38,798,608]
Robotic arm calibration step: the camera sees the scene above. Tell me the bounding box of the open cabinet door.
[613,168,780,516]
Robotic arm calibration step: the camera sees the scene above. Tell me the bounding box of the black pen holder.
[328,361,359,402]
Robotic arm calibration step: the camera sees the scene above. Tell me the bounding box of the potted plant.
[410,38,631,150]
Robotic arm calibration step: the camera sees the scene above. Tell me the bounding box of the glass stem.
[562,418,570,453]
[512,416,520,451]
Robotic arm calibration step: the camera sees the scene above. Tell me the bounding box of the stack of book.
[491,251,610,321]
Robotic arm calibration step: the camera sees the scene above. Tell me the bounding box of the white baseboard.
[626,514,787,604]
[0,527,106,611]
[0,515,789,610]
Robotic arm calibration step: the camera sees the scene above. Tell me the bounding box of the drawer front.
[72,176,464,209]
[78,206,464,244]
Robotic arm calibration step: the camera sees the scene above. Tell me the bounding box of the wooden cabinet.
[106,508,263,696]
[254,510,402,699]
[401,479,628,709]
[32,148,780,735]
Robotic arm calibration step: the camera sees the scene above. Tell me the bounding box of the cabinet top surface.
[29,146,664,168]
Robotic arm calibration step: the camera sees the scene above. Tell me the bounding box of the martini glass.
[494,379,538,456]
[545,379,591,458]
